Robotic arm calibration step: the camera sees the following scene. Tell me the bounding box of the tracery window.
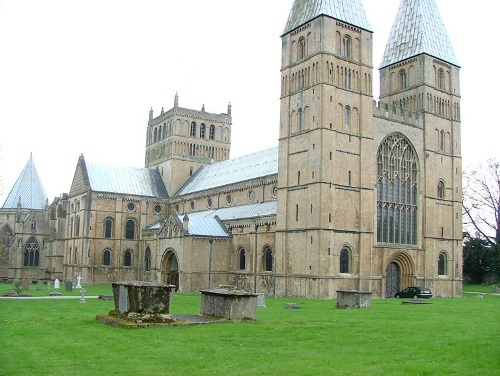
[200,124,206,138]
[376,134,418,245]
[23,237,39,267]
[190,122,196,137]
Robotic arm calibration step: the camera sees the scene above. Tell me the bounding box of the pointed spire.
[282,0,371,35]
[380,0,459,68]
[174,92,179,107]
[2,154,48,210]
[149,107,154,121]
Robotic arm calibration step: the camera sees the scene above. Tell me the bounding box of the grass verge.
[0,283,498,375]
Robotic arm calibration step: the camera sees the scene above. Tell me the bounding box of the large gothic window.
[24,237,40,267]
[376,134,418,245]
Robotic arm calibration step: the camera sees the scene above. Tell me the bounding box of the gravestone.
[79,288,86,304]
[37,281,43,291]
[65,280,73,292]
[21,279,30,291]
[75,275,82,289]
[54,279,60,289]
[47,280,51,290]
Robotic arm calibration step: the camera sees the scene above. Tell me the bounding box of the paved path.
[0,295,101,300]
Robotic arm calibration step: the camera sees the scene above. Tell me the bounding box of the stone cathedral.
[0,0,463,298]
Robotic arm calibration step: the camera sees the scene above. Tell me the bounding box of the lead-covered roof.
[282,0,372,35]
[2,155,48,210]
[175,146,278,196]
[379,0,459,68]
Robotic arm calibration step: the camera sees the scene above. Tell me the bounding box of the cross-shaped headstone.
[79,288,86,304]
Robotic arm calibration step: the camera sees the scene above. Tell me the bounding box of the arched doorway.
[386,263,400,298]
[385,252,415,298]
[162,250,179,291]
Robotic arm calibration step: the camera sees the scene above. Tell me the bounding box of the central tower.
[145,94,232,195]
[275,0,375,297]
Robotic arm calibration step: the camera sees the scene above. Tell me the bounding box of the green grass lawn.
[0,283,498,376]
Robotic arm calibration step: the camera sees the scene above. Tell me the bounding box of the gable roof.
[175,146,278,197]
[379,0,459,68]
[69,155,168,198]
[282,0,372,35]
[2,154,48,210]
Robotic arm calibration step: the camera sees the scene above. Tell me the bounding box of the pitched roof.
[69,155,168,198]
[282,0,372,35]
[175,147,278,196]
[187,201,278,222]
[181,216,231,238]
[379,0,459,68]
[2,154,48,210]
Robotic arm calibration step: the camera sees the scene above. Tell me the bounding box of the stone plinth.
[112,281,175,314]
[336,290,372,309]
[200,288,258,321]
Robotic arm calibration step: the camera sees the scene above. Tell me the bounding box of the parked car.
[395,286,432,299]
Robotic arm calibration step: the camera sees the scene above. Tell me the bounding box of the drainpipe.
[253,223,259,293]
[208,239,213,288]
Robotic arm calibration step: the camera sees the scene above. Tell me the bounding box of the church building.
[0,0,463,298]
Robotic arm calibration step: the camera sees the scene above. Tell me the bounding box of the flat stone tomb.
[336,290,372,309]
[200,288,258,321]
[112,281,175,314]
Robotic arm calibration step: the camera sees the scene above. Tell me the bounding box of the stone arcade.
[0,0,462,298]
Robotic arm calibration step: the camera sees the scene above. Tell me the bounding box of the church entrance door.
[386,262,400,298]
[162,250,179,291]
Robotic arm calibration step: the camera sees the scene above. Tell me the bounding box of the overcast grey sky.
[0,0,497,204]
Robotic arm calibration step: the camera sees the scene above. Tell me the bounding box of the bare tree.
[463,159,500,250]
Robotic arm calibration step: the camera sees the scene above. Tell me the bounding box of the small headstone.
[21,279,30,291]
[65,280,73,292]
[37,281,43,291]
[75,275,82,289]
[47,280,51,290]
[79,289,87,304]
[54,279,60,289]
[285,303,300,309]
[492,285,498,293]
